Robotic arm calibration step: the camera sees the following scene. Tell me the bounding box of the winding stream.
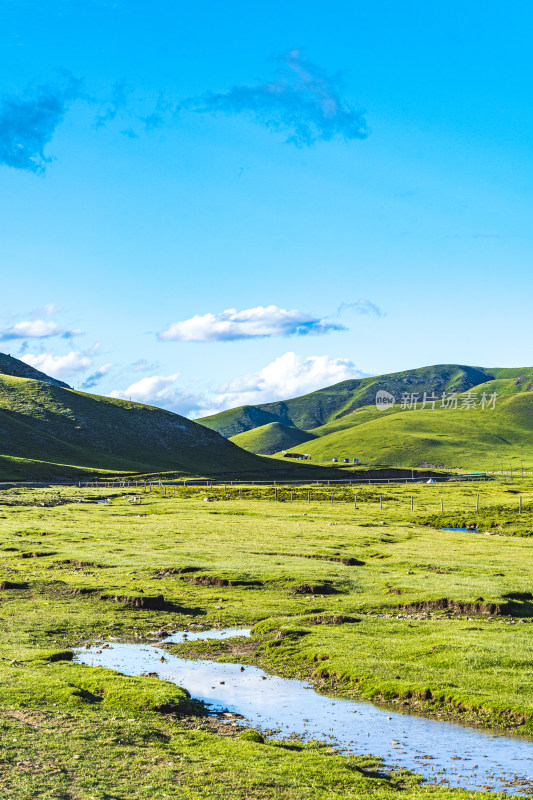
[75,629,533,794]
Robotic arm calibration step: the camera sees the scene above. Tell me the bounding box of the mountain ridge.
[198,363,533,470]
[0,353,70,389]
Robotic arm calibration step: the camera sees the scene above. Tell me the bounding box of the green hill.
[0,354,295,481]
[198,364,507,435]
[300,393,533,471]
[230,422,316,456]
[198,364,533,470]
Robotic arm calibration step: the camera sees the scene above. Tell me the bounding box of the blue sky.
[1,1,532,417]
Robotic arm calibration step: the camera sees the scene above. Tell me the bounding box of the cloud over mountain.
[158,305,345,342]
[110,373,201,417]
[22,351,92,380]
[198,352,365,416]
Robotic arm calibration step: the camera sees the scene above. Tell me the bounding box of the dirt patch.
[47,651,74,663]
[415,564,458,574]
[153,701,192,715]
[394,597,505,615]
[176,711,250,737]
[20,551,56,559]
[65,586,98,596]
[154,567,202,577]
[181,575,263,588]
[292,583,339,595]
[0,580,28,590]
[255,551,364,567]
[306,555,365,567]
[58,559,101,569]
[100,593,168,610]
[3,709,45,729]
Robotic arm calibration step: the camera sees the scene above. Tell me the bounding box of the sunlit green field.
[0,477,532,798]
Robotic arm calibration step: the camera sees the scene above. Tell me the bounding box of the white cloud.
[21,350,92,379]
[197,352,365,416]
[0,319,63,340]
[110,373,202,417]
[108,352,365,419]
[158,305,344,342]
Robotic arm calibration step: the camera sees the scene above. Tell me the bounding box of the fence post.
[441,498,444,512]
[354,493,357,509]
[476,494,479,511]
[379,494,382,510]
[307,490,310,504]
[519,495,522,514]
[411,496,414,511]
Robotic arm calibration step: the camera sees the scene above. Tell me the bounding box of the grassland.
[0,477,532,797]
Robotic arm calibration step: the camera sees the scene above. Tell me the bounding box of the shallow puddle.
[75,628,533,794]
[441,527,477,532]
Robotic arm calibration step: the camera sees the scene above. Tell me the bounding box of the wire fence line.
[77,473,494,489]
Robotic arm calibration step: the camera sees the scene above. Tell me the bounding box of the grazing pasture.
[0,478,532,797]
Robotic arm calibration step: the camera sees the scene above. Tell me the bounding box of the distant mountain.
[0,353,293,480]
[199,365,495,436]
[198,364,533,470]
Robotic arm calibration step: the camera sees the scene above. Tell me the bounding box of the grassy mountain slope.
[199,365,533,469]
[198,364,511,436]
[229,422,316,456]
[283,391,533,470]
[0,371,285,480]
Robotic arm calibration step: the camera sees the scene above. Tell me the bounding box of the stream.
[75,628,533,794]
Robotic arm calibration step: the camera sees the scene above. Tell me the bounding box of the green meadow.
[0,477,532,798]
